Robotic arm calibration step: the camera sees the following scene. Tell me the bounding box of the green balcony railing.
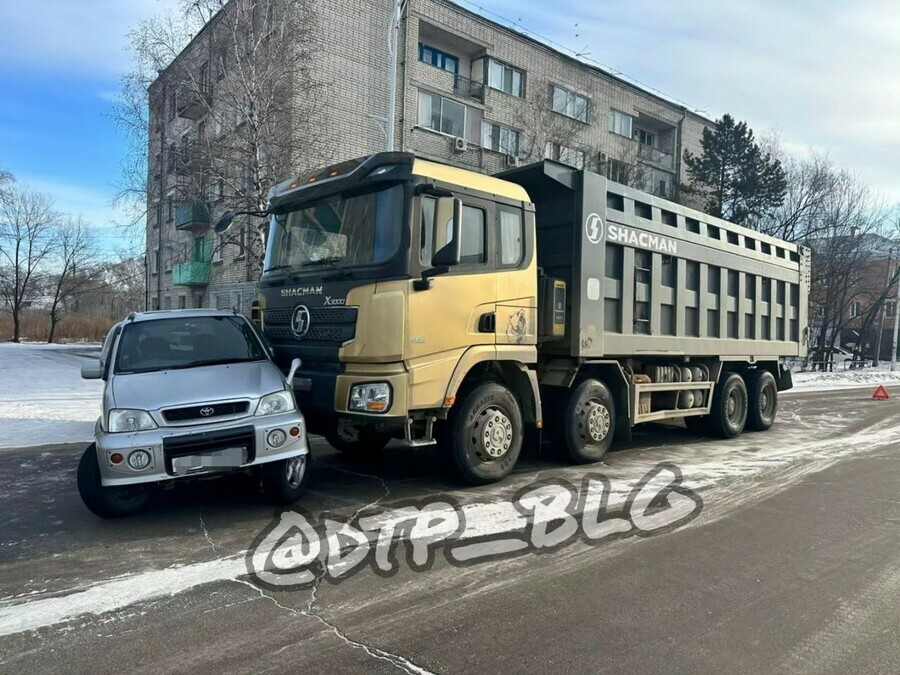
[173,261,210,287]
[175,201,211,231]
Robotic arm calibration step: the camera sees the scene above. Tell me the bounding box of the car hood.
[110,361,285,410]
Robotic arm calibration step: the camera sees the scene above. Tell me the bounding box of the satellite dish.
[214,211,235,235]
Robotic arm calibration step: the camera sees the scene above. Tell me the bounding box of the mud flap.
[777,363,794,391]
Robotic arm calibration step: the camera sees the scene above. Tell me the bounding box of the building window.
[236,224,247,258]
[545,142,585,169]
[178,295,187,309]
[498,206,524,266]
[552,86,589,123]
[850,300,863,318]
[213,239,223,263]
[607,159,630,185]
[151,297,160,311]
[231,291,244,313]
[609,109,634,138]
[487,59,524,97]
[417,90,480,142]
[419,44,459,75]
[199,61,210,95]
[216,52,227,80]
[151,247,159,275]
[167,142,176,173]
[636,128,655,147]
[482,122,521,157]
[166,195,174,222]
[163,296,171,310]
[164,248,172,272]
[168,91,177,120]
[886,301,896,319]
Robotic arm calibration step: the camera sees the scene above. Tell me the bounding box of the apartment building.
[146,0,713,312]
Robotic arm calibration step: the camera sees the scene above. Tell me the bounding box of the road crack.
[199,508,220,555]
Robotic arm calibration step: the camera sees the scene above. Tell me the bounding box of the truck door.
[407,194,497,409]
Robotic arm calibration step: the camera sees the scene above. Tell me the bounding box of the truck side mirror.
[286,358,302,385]
[431,197,463,267]
[81,360,103,380]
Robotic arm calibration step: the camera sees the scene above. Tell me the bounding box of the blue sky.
[0,0,897,257]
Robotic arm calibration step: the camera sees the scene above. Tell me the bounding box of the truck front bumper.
[94,411,308,487]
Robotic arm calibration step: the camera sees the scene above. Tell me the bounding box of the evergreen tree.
[683,114,787,225]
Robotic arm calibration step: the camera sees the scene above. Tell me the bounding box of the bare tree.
[0,183,58,342]
[114,0,333,280]
[46,218,100,343]
[512,76,591,167]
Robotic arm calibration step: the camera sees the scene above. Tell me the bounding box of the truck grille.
[264,306,358,345]
[162,401,249,423]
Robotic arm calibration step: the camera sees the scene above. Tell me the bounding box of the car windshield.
[114,316,267,374]
[266,183,405,272]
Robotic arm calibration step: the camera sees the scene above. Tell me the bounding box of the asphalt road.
[2,384,900,674]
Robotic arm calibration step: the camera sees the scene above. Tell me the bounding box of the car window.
[114,316,267,374]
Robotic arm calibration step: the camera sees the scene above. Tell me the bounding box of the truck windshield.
[114,316,267,374]
[266,183,404,272]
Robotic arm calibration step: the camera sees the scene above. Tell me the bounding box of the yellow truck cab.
[258,152,808,485]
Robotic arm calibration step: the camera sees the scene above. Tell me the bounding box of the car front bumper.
[94,411,308,487]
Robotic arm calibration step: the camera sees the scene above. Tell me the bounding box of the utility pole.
[893,259,900,371]
[385,0,406,152]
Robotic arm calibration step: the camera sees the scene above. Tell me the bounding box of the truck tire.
[261,455,310,504]
[746,370,778,431]
[709,373,748,439]
[447,382,523,485]
[325,428,392,456]
[77,444,151,519]
[559,379,616,464]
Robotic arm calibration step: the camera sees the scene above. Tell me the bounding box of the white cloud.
[0,0,180,77]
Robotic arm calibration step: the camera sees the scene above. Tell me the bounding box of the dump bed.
[500,161,810,360]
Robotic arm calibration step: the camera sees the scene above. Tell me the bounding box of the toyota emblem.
[199,407,215,417]
[292,304,311,338]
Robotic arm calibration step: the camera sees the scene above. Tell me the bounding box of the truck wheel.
[77,444,151,519]
[560,379,616,464]
[746,370,778,431]
[261,455,310,504]
[709,373,748,439]
[447,382,523,485]
[324,428,392,456]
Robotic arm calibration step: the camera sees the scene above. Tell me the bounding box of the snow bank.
[0,343,103,449]
[789,363,900,392]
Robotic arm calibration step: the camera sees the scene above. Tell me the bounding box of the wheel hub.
[285,455,307,489]
[474,407,513,461]
[580,400,611,443]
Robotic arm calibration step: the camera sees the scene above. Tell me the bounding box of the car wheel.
[746,370,778,431]
[261,454,310,505]
[446,382,523,485]
[77,444,151,519]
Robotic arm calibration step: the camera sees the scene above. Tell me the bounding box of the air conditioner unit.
[506,155,520,167]
[599,152,609,164]
[453,137,468,153]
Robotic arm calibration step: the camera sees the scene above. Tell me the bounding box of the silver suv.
[78,309,309,518]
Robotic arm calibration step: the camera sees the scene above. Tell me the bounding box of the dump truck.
[249,152,810,484]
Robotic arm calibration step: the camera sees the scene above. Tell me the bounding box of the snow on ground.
[0,343,102,450]
[789,363,900,393]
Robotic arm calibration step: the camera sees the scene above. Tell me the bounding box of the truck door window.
[453,205,486,265]
[498,206,524,267]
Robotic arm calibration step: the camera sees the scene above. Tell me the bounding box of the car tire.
[746,370,778,431]
[709,373,748,439]
[557,379,616,464]
[77,444,151,519]
[324,428,392,456]
[447,382,523,485]
[261,454,310,505]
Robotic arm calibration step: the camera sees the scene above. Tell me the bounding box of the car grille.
[162,425,256,475]
[162,401,249,423]
[264,306,358,345]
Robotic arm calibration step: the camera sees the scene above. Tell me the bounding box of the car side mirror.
[285,358,302,385]
[81,360,103,380]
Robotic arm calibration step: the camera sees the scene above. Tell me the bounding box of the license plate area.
[171,446,248,476]
[162,425,256,476]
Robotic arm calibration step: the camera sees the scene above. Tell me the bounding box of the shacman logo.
[291,305,311,338]
[585,213,604,244]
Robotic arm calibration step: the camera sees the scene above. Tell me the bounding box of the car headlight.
[349,383,391,413]
[256,390,295,416]
[108,409,157,433]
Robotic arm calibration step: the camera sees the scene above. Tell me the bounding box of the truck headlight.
[108,409,157,433]
[256,390,295,416]
[349,383,392,413]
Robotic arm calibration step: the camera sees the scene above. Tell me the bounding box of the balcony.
[175,201,211,231]
[173,261,210,287]
[453,74,485,102]
[177,90,211,120]
[638,144,675,170]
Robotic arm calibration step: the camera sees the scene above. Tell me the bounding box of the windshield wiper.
[165,358,256,371]
[299,257,344,268]
[263,264,293,274]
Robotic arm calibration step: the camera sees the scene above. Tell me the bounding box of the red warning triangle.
[873,385,890,400]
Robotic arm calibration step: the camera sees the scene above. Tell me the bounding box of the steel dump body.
[501,161,810,361]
